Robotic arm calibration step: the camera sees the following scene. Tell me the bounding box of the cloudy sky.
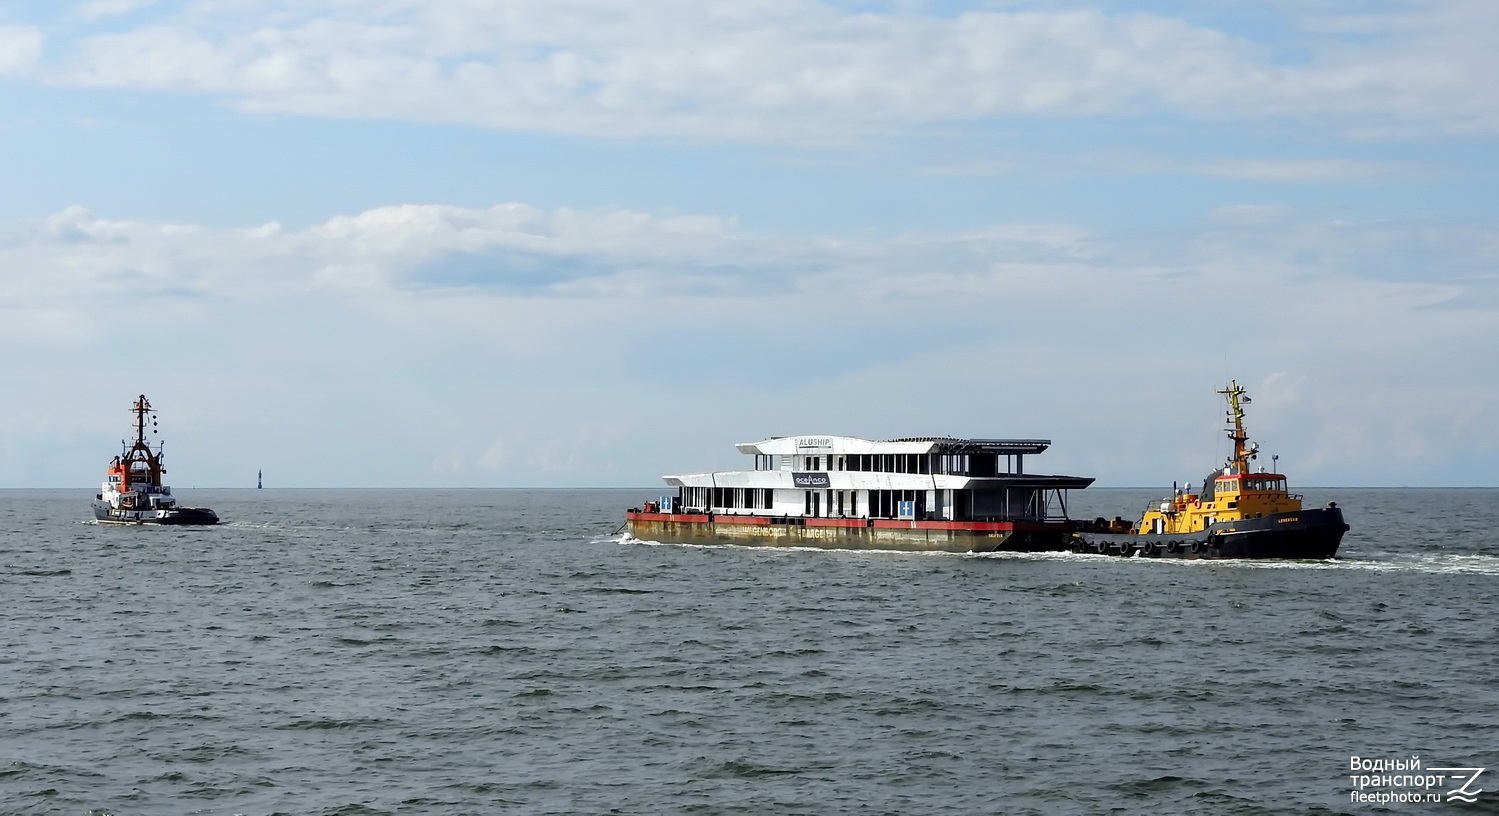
[2,0,1496,488]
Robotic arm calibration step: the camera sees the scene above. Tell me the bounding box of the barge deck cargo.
[627,436,1092,552]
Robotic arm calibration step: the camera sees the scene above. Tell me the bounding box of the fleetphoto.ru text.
[1349,756,1485,805]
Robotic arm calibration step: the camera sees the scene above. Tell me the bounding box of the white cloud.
[1187,158,1415,182]
[3,200,1497,486]
[0,26,44,75]
[20,1,1499,141]
[1209,204,1295,225]
[9,199,1493,316]
[920,154,1418,181]
[74,0,166,21]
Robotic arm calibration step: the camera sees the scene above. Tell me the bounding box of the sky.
[1,0,1496,488]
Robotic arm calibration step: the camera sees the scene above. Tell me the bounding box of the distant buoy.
[257,469,263,489]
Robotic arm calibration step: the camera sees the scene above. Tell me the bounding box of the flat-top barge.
[627,436,1092,552]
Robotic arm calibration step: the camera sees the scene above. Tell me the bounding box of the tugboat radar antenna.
[133,394,153,447]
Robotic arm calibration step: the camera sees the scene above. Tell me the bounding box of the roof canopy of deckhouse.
[735,436,1053,456]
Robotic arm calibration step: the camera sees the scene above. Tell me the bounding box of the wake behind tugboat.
[91,395,219,525]
[1071,381,1347,559]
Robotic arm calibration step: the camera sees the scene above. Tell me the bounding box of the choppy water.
[3,487,1497,815]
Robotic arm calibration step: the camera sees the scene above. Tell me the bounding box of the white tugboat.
[92,395,219,525]
[626,436,1092,552]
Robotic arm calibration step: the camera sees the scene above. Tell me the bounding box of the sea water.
[3,487,1497,815]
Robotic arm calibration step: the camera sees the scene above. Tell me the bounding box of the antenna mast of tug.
[1216,380,1255,474]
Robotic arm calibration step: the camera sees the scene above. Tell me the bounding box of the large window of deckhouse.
[843,453,939,474]
[967,454,997,477]
[867,489,922,518]
[709,487,773,511]
[680,486,710,510]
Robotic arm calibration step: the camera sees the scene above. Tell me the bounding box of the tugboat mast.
[133,395,150,447]
[1216,380,1257,474]
[123,394,164,486]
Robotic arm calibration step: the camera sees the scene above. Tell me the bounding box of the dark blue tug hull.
[1073,506,1347,559]
[92,503,220,525]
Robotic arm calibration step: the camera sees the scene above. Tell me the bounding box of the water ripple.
[1,487,1496,815]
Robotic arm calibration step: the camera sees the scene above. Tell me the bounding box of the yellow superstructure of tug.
[1136,381,1303,536]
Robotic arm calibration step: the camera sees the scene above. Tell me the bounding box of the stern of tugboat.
[163,507,220,525]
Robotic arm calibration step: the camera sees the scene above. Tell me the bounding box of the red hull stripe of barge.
[626,512,1063,532]
[630,512,711,523]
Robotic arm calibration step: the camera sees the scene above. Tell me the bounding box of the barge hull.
[625,512,1072,553]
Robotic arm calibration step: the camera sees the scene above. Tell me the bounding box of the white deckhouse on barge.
[626,435,1092,552]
